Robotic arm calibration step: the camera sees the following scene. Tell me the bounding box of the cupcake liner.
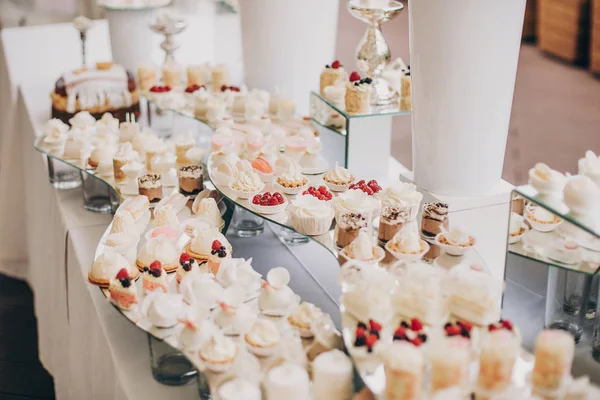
[339,246,385,266]
[435,233,476,256]
[273,179,309,196]
[324,180,351,193]
[228,182,265,200]
[288,209,334,236]
[250,198,288,215]
[508,224,529,244]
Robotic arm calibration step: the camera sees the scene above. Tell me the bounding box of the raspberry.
[502,320,513,331]
[457,320,473,332]
[349,71,361,82]
[410,337,423,347]
[252,194,261,204]
[369,319,382,332]
[410,318,423,332]
[116,268,129,280]
[263,192,271,197]
[364,187,374,196]
[394,327,406,338]
[446,325,461,336]
[331,60,341,69]
[488,324,498,332]
[260,199,269,206]
[179,252,191,264]
[365,334,378,348]
[356,327,366,338]
[149,260,162,271]
[212,240,222,251]
[269,197,280,206]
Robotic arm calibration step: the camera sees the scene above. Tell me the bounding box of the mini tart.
[88,269,139,287]
[244,333,280,357]
[385,238,430,262]
[135,259,178,273]
[339,245,385,264]
[228,181,265,200]
[437,234,476,248]
[199,347,238,372]
[274,176,309,195]
[525,209,562,225]
[510,226,527,238]
[322,174,354,192]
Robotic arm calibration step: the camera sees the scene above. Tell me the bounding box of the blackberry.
[354,336,366,347]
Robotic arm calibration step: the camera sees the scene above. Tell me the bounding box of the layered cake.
[421,202,449,237]
[51,62,140,123]
[384,342,424,400]
[345,72,372,114]
[477,329,520,394]
[430,336,470,393]
[138,174,162,203]
[531,329,575,392]
[178,165,203,195]
[320,60,346,95]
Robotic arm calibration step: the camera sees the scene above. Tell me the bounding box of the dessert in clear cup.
[524,205,562,232]
[334,189,380,223]
[177,164,203,195]
[88,251,138,287]
[323,164,354,192]
[112,142,139,183]
[250,192,287,215]
[288,195,335,236]
[386,227,430,263]
[320,59,346,95]
[377,181,422,222]
[578,150,600,186]
[138,173,162,203]
[185,228,232,262]
[531,329,575,394]
[175,252,198,285]
[563,175,600,215]
[335,211,369,248]
[244,318,282,357]
[435,227,476,256]
[508,212,529,244]
[207,239,231,273]
[511,194,526,215]
[174,131,195,165]
[258,267,300,316]
[392,262,448,325]
[287,302,323,338]
[528,162,566,195]
[378,206,411,244]
[429,336,471,394]
[136,235,179,272]
[214,286,256,336]
[345,72,372,115]
[421,202,449,238]
[228,170,265,199]
[108,268,139,311]
[142,260,168,294]
[198,329,238,373]
[384,341,424,400]
[339,230,385,265]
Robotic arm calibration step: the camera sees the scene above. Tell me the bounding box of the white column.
[239,0,339,115]
[410,0,526,196]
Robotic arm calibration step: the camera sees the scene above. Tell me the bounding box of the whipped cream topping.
[530,206,556,223]
[216,258,261,290]
[199,331,237,362]
[448,264,503,313]
[114,142,138,161]
[528,162,566,192]
[96,112,119,134]
[579,151,600,181]
[43,118,69,139]
[138,236,178,266]
[190,228,231,256]
[334,189,378,216]
[378,182,423,208]
[179,318,217,350]
[146,293,182,328]
[153,204,180,228]
[444,228,471,246]
[246,319,281,347]
[192,197,224,228]
[185,148,205,165]
[289,302,322,328]
[422,202,448,222]
[91,251,130,281]
[346,230,375,260]
[390,228,422,253]
[231,170,262,192]
[69,111,96,130]
[110,211,137,235]
[324,165,353,184]
[306,140,323,155]
[289,195,334,219]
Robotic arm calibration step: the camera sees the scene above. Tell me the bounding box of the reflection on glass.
[148,334,197,386]
[230,206,264,237]
[80,171,120,213]
[310,91,410,120]
[46,156,81,189]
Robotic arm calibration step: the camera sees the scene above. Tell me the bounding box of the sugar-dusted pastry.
[477,329,520,394]
[323,164,354,192]
[265,363,311,400]
[258,267,299,315]
[563,175,600,215]
[288,195,335,236]
[110,211,138,236]
[101,231,139,265]
[199,329,237,372]
[528,162,566,196]
[430,336,470,393]
[345,72,372,114]
[392,262,447,325]
[532,329,575,392]
[218,379,261,400]
[185,228,232,262]
[88,251,137,287]
[384,342,424,400]
[180,273,223,307]
[137,64,157,91]
[244,318,282,357]
[214,286,255,335]
[108,268,139,311]
[339,230,385,265]
[421,202,449,237]
[136,235,179,272]
[287,302,323,338]
[138,173,162,203]
[386,226,430,263]
[320,59,346,95]
[436,227,476,256]
[175,252,198,284]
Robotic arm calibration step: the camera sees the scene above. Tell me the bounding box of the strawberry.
[179,252,191,263]
[488,324,498,332]
[116,268,129,280]
[410,318,423,332]
[331,60,341,69]
[212,240,222,251]
[457,320,472,332]
[349,71,361,82]
[269,197,280,206]
[445,325,461,336]
[365,334,378,348]
[410,337,423,347]
[149,260,162,271]
[501,320,513,331]
[369,319,382,332]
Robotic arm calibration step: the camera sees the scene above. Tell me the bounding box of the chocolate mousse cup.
[178,165,203,195]
[420,202,449,237]
[378,206,410,243]
[335,213,368,248]
[138,174,162,203]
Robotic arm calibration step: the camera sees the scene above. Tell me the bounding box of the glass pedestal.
[148,335,197,386]
[47,156,81,189]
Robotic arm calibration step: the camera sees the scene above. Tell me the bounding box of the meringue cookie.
[258,267,299,314]
[563,175,600,214]
[180,273,223,307]
[528,163,566,195]
[145,293,182,328]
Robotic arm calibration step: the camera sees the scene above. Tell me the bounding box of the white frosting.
[289,302,322,328]
[248,89,271,108]
[334,189,378,216]
[578,151,600,182]
[378,182,423,208]
[312,350,354,400]
[258,267,298,312]
[343,279,394,324]
[346,230,375,260]
[266,363,311,400]
[214,287,255,333]
[216,258,262,292]
[114,142,138,161]
[90,251,130,281]
[324,165,353,184]
[69,111,96,130]
[192,197,224,228]
[528,163,566,194]
[246,319,281,347]
[180,273,224,307]
[230,170,263,192]
[199,330,237,363]
[390,229,422,255]
[219,379,261,400]
[44,118,69,138]
[189,228,230,257]
[444,228,471,246]
[95,113,119,135]
[385,341,424,373]
[146,293,182,328]
[563,175,600,214]
[323,84,346,108]
[531,206,556,223]
[137,236,178,266]
[179,318,217,351]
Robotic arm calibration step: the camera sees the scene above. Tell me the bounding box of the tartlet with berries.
[302,186,333,202]
[250,192,288,215]
[349,179,382,196]
[274,175,309,196]
[207,240,231,274]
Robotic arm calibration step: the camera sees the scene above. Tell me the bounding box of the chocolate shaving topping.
[180,165,202,173]
[138,174,161,185]
[422,202,448,222]
[340,213,367,230]
[382,206,409,223]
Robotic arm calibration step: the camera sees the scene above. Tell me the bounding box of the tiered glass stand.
[503,185,600,383]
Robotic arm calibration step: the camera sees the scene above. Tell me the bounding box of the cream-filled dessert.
[229,170,264,198]
[392,263,448,325]
[342,277,394,324]
[323,165,354,191]
[299,140,328,174]
[532,329,575,392]
[142,260,168,294]
[421,202,449,237]
[323,83,346,111]
[345,72,372,114]
[136,235,179,272]
[178,164,203,195]
[118,195,150,221]
[258,267,299,315]
[384,341,424,400]
[251,156,274,182]
[145,293,182,328]
[265,363,311,400]
[178,317,215,351]
[102,231,139,265]
[214,286,255,335]
[185,228,231,261]
[386,227,429,262]
[180,273,223,307]
[377,182,423,222]
[192,197,224,228]
[275,158,308,194]
[175,252,197,284]
[288,195,335,236]
[578,150,600,185]
[287,302,323,338]
[108,268,139,311]
[138,173,162,203]
[63,128,88,161]
[563,175,600,215]
[525,205,562,232]
[335,212,368,249]
[198,330,237,372]
[207,239,231,274]
[340,230,384,265]
[244,318,281,357]
[379,206,411,243]
[174,131,195,165]
[215,257,261,293]
[528,162,566,195]
[89,251,136,286]
[436,227,476,255]
[320,60,346,95]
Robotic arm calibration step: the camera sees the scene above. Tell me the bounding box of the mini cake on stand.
[320,60,346,95]
[345,72,372,114]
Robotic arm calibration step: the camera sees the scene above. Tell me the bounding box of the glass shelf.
[310,91,411,120]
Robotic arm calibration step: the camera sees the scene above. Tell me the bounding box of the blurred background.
[2,0,599,185]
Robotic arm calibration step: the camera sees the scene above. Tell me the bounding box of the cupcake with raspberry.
[108,268,139,311]
[320,59,346,95]
[208,240,231,274]
[142,261,168,294]
[176,252,197,285]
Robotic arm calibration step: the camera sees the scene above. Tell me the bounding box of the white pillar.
[410,0,526,196]
[239,0,339,115]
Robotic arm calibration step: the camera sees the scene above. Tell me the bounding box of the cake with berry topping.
[320,60,346,95]
[51,62,140,124]
[108,268,139,311]
[443,321,473,340]
[352,320,382,354]
[345,72,372,114]
[142,261,168,294]
[349,179,382,196]
[384,341,424,400]
[148,85,172,102]
[393,318,428,347]
[178,165,203,195]
[208,240,231,274]
[176,252,197,284]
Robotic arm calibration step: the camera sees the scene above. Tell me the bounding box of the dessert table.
[0,18,516,400]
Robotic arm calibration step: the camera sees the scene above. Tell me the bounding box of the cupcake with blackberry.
[345,72,372,115]
[176,252,198,285]
[142,260,168,294]
[108,268,139,311]
[208,239,231,274]
[320,60,346,95]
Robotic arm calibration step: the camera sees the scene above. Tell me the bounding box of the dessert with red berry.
[148,85,172,101]
[488,319,515,333]
[108,268,139,311]
[250,191,287,215]
[349,179,382,196]
[185,84,205,94]
[443,320,473,339]
[302,186,333,202]
[320,59,346,95]
[220,85,241,92]
[353,320,382,354]
[393,318,428,347]
[142,260,168,294]
[176,252,197,284]
[208,239,231,274]
[345,72,372,114]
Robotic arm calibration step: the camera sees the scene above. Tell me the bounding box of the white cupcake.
[288,195,334,236]
[287,302,323,338]
[244,319,282,357]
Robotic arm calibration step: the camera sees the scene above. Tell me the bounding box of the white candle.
[313,349,353,400]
